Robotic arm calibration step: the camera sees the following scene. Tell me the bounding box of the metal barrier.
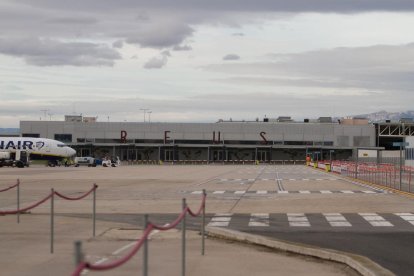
[72,190,207,276]
[311,161,414,193]
[0,181,98,253]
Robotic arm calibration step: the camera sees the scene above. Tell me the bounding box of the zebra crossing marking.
[299,190,311,194]
[340,190,355,194]
[395,213,414,225]
[320,190,333,194]
[248,213,270,227]
[208,213,232,227]
[359,213,393,227]
[323,213,352,227]
[234,191,246,194]
[256,190,268,194]
[287,213,310,227]
[212,191,225,194]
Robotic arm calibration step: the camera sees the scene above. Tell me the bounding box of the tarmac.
[0,164,405,275]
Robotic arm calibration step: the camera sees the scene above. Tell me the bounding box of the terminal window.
[54,134,72,143]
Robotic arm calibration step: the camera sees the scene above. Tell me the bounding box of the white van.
[74,157,96,167]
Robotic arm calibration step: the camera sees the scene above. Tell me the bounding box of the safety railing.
[315,161,414,193]
[72,190,207,276]
[0,181,98,253]
[0,179,21,222]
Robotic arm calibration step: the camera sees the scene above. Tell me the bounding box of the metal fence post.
[400,145,403,190]
[17,179,20,223]
[93,184,96,237]
[51,188,54,254]
[182,198,187,276]
[202,189,206,256]
[74,241,83,266]
[143,214,149,276]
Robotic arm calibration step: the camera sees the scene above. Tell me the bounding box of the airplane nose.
[67,148,76,157]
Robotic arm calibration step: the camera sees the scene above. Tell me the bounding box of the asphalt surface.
[2,164,414,275]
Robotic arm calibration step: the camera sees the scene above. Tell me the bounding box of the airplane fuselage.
[0,137,76,161]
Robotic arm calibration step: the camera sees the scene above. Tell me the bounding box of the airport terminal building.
[20,116,378,163]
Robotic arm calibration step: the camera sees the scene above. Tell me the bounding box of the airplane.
[0,137,76,167]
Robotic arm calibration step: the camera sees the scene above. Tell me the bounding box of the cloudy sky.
[1,0,414,127]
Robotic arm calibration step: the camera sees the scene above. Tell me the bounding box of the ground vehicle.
[74,157,97,167]
[102,156,121,167]
[0,150,30,168]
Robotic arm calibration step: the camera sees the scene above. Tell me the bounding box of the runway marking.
[340,190,355,194]
[323,213,352,227]
[191,191,203,194]
[249,213,270,227]
[277,191,289,194]
[320,190,333,194]
[299,190,311,194]
[213,191,225,194]
[359,213,393,227]
[208,213,232,227]
[362,190,376,194]
[395,213,414,225]
[287,213,310,227]
[256,190,268,194]
[234,190,246,194]
[112,242,136,255]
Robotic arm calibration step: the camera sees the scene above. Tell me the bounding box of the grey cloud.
[17,0,414,13]
[0,37,121,66]
[232,33,245,36]
[46,16,98,25]
[112,40,124,48]
[173,44,192,51]
[123,21,194,48]
[223,54,240,61]
[143,55,168,69]
[207,43,414,92]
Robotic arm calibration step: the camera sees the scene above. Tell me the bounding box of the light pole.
[140,108,149,122]
[147,111,152,123]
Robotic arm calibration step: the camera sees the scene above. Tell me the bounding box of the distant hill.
[350,110,414,123]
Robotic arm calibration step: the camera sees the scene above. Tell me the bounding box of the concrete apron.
[207,227,394,276]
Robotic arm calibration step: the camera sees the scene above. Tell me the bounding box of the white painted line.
[112,242,136,255]
[340,190,355,194]
[330,221,352,227]
[95,257,108,265]
[208,213,233,227]
[213,191,225,194]
[290,222,311,227]
[256,190,268,194]
[359,213,393,227]
[191,191,203,194]
[248,213,270,227]
[299,190,311,194]
[289,179,296,181]
[277,191,289,194]
[323,213,352,227]
[211,217,231,222]
[288,213,310,227]
[234,191,246,194]
[208,222,230,227]
[395,213,414,225]
[302,179,309,181]
[362,190,376,194]
[316,179,323,181]
[320,190,332,194]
